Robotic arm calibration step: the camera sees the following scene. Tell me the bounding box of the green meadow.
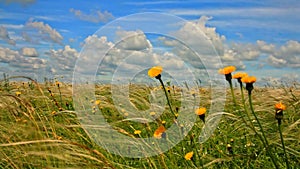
[0,72,299,169]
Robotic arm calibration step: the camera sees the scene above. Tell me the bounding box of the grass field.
[0,75,299,169]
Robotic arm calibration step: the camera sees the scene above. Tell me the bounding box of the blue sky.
[0,0,299,85]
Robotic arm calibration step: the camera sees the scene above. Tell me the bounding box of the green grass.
[0,78,299,168]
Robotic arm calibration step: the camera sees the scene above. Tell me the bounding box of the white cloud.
[70,8,114,23]
[25,20,63,44]
[256,40,275,53]
[47,45,79,76]
[257,40,300,68]
[267,55,287,67]
[21,47,38,57]
[0,47,47,79]
[115,30,152,51]
[0,47,18,63]
[0,26,16,45]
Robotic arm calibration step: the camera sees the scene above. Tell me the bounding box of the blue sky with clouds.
[0,0,299,85]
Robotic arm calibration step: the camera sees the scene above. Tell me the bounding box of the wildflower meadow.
[0,65,299,168]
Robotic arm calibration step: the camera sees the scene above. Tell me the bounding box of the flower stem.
[239,82,254,126]
[228,80,237,106]
[248,91,279,169]
[278,122,290,169]
[157,77,176,117]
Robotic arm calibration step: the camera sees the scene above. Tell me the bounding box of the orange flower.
[275,102,286,111]
[195,107,206,115]
[148,66,163,78]
[241,76,256,84]
[184,151,194,160]
[232,72,248,79]
[218,66,236,75]
[153,126,166,139]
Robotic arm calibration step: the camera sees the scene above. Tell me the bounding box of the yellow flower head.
[195,107,206,115]
[232,72,248,79]
[150,111,156,116]
[275,102,286,111]
[94,100,101,105]
[134,130,141,135]
[148,66,163,78]
[218,66,236,75]
[184,151,194,160]
[153,125,166,139]
[15,91,21,96]
[241,76,257,84]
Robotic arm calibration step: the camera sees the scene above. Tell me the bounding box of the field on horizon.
[0,76,299,169]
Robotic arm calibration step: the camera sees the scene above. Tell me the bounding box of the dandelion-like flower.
[184,151,194,160]
[150,111,156,116]
[148,66,163,79]
[153,126,166,139]
[275,102,286,125]
[15,91,21,97]
[233,72,248,83]
[275,102,286,111]
[219,66,237,104]
[241,76,256,93]
[148,66,176,117]
[218,66,236,82]
[134,130,141,135]
[94,100,101,105]
[195,107,206,122]
[274,101,290,168]
[218,66,236,75]
[55,81,60,88]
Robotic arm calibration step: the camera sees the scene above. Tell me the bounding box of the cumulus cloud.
[159,16,246,71]
[0,47,18,63]
[0,47,47,79]
[115,30,152,51]
[0,26,16,45]
[47,45,79,77]
[25,20,63,44]
[70,8,114,23]
[21,47,38,57]
[258,40,300,68]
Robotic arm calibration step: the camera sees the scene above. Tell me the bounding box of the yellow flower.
[218,66,236,75]
[161,120,166,124]
[148,66,163,78]
[15,91,21,96]
[150,111,156,116]
[94,100,101,105]
[195,107,206,115]
[184,151,194,160]
[232,72,248,79]
[153,126,166,139]
[134,130,141,135]
[275,102,286,111]
[241,76,256,84]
